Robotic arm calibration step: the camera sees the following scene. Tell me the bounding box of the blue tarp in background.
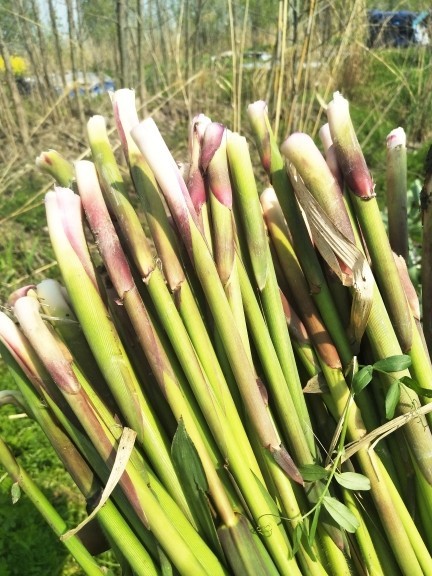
[367,10,430,47]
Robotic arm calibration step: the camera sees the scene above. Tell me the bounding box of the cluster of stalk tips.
[2,89,432,576]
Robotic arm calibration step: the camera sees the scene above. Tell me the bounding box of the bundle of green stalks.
[2,89,432,576]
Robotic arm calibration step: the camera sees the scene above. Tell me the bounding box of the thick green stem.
[386,127,408,260]
[421,146,432,354]
[0,342,159,576]
[248,100,353,366]
[0,437,106,576]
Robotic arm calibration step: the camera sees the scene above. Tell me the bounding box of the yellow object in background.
[0,55,27,76]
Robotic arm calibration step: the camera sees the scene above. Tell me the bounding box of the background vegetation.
[0,0,431,573]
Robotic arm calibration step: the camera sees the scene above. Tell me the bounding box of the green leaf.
[11,482,21,504]
[308,504,321,547]
[373,354,411,373]
[291,524,302,557]
[297,519,316,562]
[171,420,221,555]
[159,547,175,576]
[400,376,432,398]
[352,365,373,395]
[385,381,401,420]
[298,464,329,482]
[322,496,360,533]
[334,472,371,491]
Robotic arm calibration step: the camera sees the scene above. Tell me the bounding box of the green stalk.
[263,285,432,575]
[0,311,172,569]
[193,122,250,417]
[280,131,374,352]
[226,132,315,457]
[77,152,320,572]
[75,160,326,570]
[361,450,432,575]
[318,123,344,191]
[365,284,432,480]
[12,295,226,576]
[100,270,177,438]
[112,90,188,295]
[342,489,388,576]
[133,117,354,571]
[45,188,189,514]
[327,91,412,353]
[280,124,432,486]
[272,141,376,432]
[235,254,352,561]
[262,186,384,438]
[273,272,324,380]
[0,340,159,576]
[75,155,261,479]
[339,394,430,575]
[112,90,220,354]
[411,448,432,552]
[260,187,343,372]
[132,117,304,575]
[247,100,353,366]
[76,151,260,477]
[187,113,213,250]
[36,279,110,403]
[75,160,238,529]
[112,91,261,475]
[218,514,280,576]
[131,117,302,480]
[394,254,431,360]
[421,145,432,355]
[202,122,251,359]
[386,127,408,260]
[235,254,316,464]
[0,437,108,576]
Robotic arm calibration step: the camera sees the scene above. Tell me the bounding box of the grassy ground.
[0,45,431,574]
[0,384,85,576]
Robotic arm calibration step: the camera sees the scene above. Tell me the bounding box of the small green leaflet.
[292,524,302,557]
[171,420,222,557]
[373,354,411,373]
[400,376,432,398]
[308,504,321,547]
[385,381,401,419]
[322,496,359,533]
[352,366,373,395]
[11,482,21,504]
[298,464,329,482]
[334,472,371,491]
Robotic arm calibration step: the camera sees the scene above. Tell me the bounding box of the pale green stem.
[0,437,107,576]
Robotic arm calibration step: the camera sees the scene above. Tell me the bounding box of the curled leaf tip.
[200,122,225,172]
[8,286,36,306]
[271,445,304,486]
